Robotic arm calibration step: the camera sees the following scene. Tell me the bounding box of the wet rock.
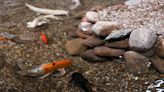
[105,39,129,49]
[151,56,164,73]
[82,36,105,47]
[94,46,125,57]
[65,38,88,55]
[75,29,91,39]
[129,28,157,51]
[86,11,99,23]
[155,36,164,58]
[105,29,132,41]
[80,49,108,62]
[123,51,151,74]
[137,47,155,57]
[78,21,93,34]
[92,21,121,36]
[0,52,5,68]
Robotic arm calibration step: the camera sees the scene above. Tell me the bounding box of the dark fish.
[70,72,92,92]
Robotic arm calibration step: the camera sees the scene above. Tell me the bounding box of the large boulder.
[123,51,151,74]
[151,56,164,73]
[65,38,88,55]
[92,21,121,37]
[129,27,156,51]
[94,46,125,57]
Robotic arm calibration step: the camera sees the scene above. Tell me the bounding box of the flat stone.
[155,36,164,58]
[65,38,88,55]
[82,36,105,47]
[86,11,99,23]
[92,21,121,37]
[129,27,157,51]
[80,49,108,62]
[94,46,125,57]
[75,29,91,39]
[123,51,151,74]
[151,56,164,73]
[105,39,129,49]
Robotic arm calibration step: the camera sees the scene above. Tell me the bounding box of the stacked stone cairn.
[65,7,164,75]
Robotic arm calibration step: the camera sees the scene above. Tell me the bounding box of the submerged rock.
[75,29,91,39]
[105,39,129,49]
[94,46,125,57]
[65,38,88,55]
[105,29,132,41]
[151,56,164,73]
[85,11,99,23]
[129,27,156,51]
[80,49,108,62]
[92,21,121,37]
[155,36,164,58]
[123,51,151,74]
[82,36,105,47]
[78,21,93,35]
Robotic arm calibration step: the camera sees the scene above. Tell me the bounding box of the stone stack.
[65,1,164,75]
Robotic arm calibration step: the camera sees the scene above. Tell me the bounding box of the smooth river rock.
[105,39,129,49]
[85,11,99,23]
[94,46,125,57]
[65,38,88,55]
[92,21,121,37]
[155,36,164,58]
[123,51,151,74]
[82,36,105,47]
[151,56,164,73]
[129,27,156,51]
[80,49,108,62]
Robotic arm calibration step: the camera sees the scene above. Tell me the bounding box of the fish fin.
[52,68,66,77]
[38,72,52,79]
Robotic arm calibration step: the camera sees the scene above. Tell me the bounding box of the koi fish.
[40,32,48,44]
[70,72,93,92]
[17,59,72,79]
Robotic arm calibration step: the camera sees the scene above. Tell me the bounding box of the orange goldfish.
[17,59,72,79]
[40,32,48,44]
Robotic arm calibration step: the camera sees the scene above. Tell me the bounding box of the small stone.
[129,27,157,51]
[155,36,164,58]
[92,21,121,36]
[82,36,105,47]
[78,21,93,34]
[80,49,108,62]
[94,46,125,57]
[75,29,91,39]
[86,11,99,23]
[151,56,164,73]
[65,38,88,55]
[123,51,151,74]
[105,39,129,49]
